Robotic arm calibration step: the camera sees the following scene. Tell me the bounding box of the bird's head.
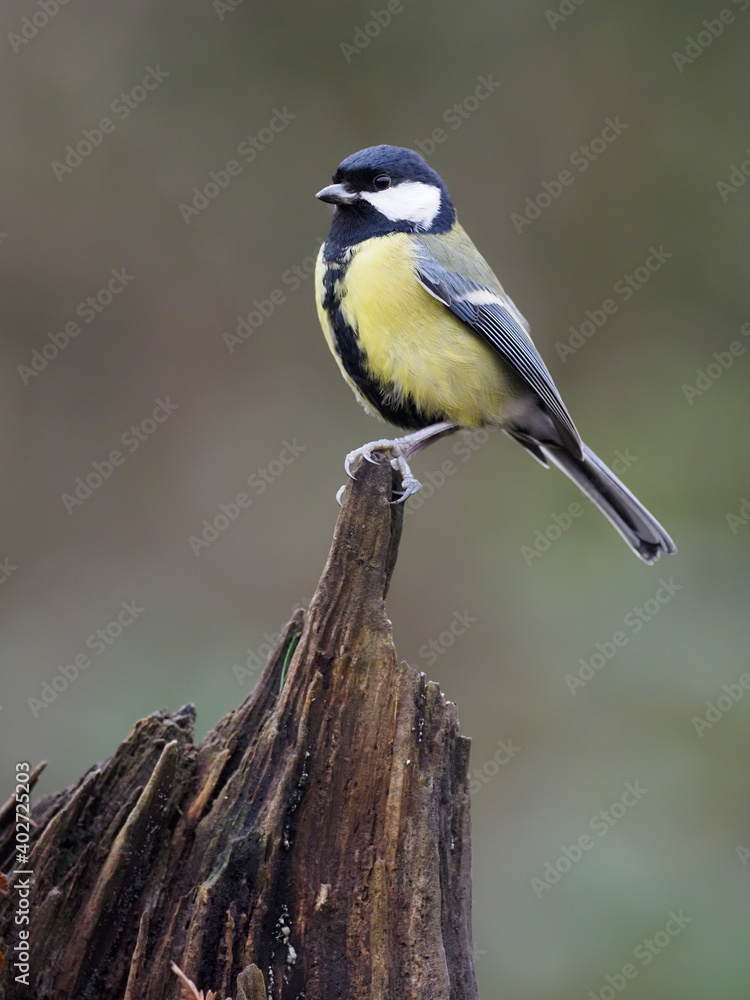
[316,145,455,242]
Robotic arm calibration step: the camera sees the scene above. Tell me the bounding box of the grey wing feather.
[414,243,583,458]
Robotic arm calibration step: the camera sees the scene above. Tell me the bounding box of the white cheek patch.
[361,181,442,229]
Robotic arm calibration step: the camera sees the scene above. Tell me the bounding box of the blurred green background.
[2,1,749,996]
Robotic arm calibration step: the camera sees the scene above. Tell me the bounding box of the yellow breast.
[330,234,513,428]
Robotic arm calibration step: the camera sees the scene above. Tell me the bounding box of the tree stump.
[0,458,478,1000]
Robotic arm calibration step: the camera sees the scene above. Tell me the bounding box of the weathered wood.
[0,457,478,1000]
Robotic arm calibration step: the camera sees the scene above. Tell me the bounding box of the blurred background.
[2,1,749,996]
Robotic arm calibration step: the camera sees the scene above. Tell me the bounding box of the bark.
[0,457,478,1000]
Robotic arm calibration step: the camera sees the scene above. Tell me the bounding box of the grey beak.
[316,182,358,205]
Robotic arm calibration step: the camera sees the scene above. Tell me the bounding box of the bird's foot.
[343,438,402,479]
[388,453,421,503]
[336,423,458,506]
[337,438,421,506]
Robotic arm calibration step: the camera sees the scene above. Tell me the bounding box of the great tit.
[315,144,675,564]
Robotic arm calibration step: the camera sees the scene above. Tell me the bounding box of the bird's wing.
[413,238,583,458]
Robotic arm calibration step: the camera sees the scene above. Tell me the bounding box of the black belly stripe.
[321,255,435,432]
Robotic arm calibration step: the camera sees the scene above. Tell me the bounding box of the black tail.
[541,442,677,564]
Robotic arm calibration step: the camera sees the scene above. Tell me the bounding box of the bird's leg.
[337,421,458,505]
[387,422,460,502]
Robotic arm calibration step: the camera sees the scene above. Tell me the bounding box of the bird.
[314,144,676,564]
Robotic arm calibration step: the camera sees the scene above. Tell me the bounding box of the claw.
[343,438,398,481]
[391,478,422,504]
[389,453,421,504]
[337,424,457,507]
[336,483,348,506]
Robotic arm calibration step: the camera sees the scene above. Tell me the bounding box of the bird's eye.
[373,175,391,191]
